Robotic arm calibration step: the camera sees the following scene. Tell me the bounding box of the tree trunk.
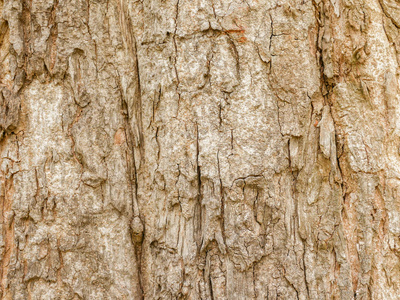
[1,0,400,298]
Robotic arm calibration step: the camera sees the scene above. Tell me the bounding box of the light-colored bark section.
[1,0,400,299]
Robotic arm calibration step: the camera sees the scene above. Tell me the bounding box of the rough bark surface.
[1,0,400,299]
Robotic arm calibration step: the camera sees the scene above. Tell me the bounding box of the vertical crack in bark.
[208,254,214,300]
[173,0,181,117]
[311,0,330,101]
[67,106,83,168]
[216,150,226,248]
[115,2,146,296]
[311,1,353,297]
[302,241,310,299]
[269,13,273,53]
[252,264,257,298]
[46,0,58,75]
[195,123,203,251]
[21,0,32,80]
[124,121,144,300]
[225,35,241,83]
[117,0,144,161]
[117,71,144,298]
[133,37,145,163]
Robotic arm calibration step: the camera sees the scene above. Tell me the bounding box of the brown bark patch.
[114,128,126,145]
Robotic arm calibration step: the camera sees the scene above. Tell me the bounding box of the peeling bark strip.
[1,0,400,298]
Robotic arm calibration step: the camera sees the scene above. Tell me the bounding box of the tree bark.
[1,0,400,298]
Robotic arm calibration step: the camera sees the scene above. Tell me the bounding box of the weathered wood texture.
[1,0,400,299]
